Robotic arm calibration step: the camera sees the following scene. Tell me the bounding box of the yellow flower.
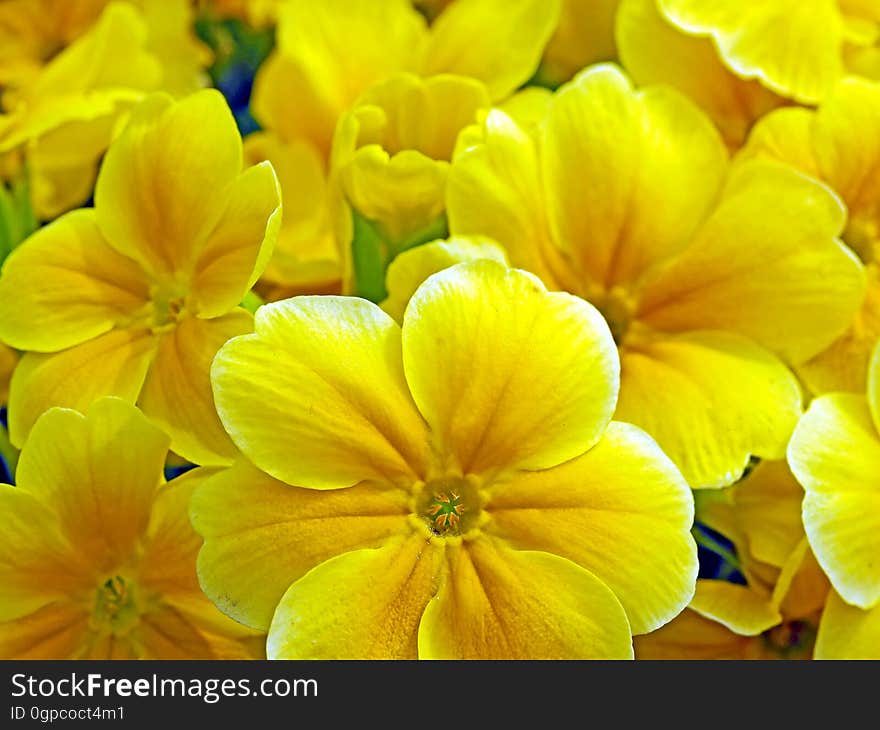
[742,77,880,395]
[332,74,489,255]
[541,0,620,86]
[658,0,880,104]
[616,0,785,150]
[787,341,880,659]
[0,0,209,220]
[0,397,263,659]
[195,260,697,659]
[444,64,864,489]
[247,0,561,296]
[637,461,830,659]
[0,90,282,466]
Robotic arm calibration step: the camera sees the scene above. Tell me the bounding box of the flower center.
[594,287,636,345]
[91,575,140,635]
[150,279,190,331]
[414,476,483,537]
[761,619,815,659]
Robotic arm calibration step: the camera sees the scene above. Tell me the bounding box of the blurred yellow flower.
[788,341,880,659]
[248,0,560,296]
[0,90,281,465]
[445,64,865,489]
[616,0,785,150]
[195,260,697,659]
[0,398,263,659]
[541,0,620,86]
[658,0,880,104]
[742,77,880,395]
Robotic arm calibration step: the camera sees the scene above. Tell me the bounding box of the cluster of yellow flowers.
[0,0,877,660]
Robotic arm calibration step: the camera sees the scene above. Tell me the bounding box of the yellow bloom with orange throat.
[443,64,865,489]
[788,341,880,659]
[0,397,262,659]
[0,89,282,466]
[194,260,697,659]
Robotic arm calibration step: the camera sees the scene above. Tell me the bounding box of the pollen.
[426,491,467,534]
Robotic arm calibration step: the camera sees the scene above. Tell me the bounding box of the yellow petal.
[815,590,880,659]
[638,160,863,364]
[616,0,783,150]
[689,579,782,636]
[447,109,570,290]
[738,106,822,179]
[771,539,830,621]
[658,0,845,104]
[94,90,242,277]
[244,133,341,292]
[7,328,158,447]
[543,64,727,289]
[634,608,755,660]
[0,604,89,660]
[798,265,880,395]
[730,460,805,568]
[0,209,150,352]
[870,340,880,432]
[268,535,442,659]
[16,398,169,569]
[212,296,429,489]
[0,485,86,621]
[190,161,282,319]
[139,312,252,467]
[789,393,880,609]
[133,604,216,659]
[402,260,618,476]
[422,0,561,100]
[192,460,411,630]
[542,0,619,85]
[617,330,802,488]
[486,421,696,634]
[381,235,508,322]
[419,537,633,659]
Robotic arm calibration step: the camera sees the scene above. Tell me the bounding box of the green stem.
[692,523,742,573]
[0,424,19,481]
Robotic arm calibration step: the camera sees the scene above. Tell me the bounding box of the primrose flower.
[0,89,282,465]
[332,73,490,267]
[0,397,263,659]
[788,341,880,659]
[247,0,560,296]
[194,260,697,659]
[445,64,865,489]
[0,0,209,220]
[637,461,830,659]
[658,0,880,104]
[742,77,880,394]
[616,0,784,150]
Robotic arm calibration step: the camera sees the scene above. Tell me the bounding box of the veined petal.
[0,604,90,660]
[190,162,282,319]
[0,486,87,621]
[815,590,880,660]
[139,312,252,467]
[16,398,169,570]
[212,297,429,489]
[382,236,508,322]
[542,0,618,85]
[94,90,242,277]
[789,393,880,609]
[422,0,561,100]
[617,330,802,488]
[689,580,782,636]
[447,109,569,290]
[771,539,830,620]
[192,460,411,630]
[268,535,443,659]
[8,328,157,447]
[638,160,863,365]
[543,64,728,289]
[486,421,696,635]
[634,608,755,660]
[658,0,845,104]
[0,209,150,352]
[418,537,633,659]
[739,107,821,179]
[402,260,618,477]
[616,0,784,150]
